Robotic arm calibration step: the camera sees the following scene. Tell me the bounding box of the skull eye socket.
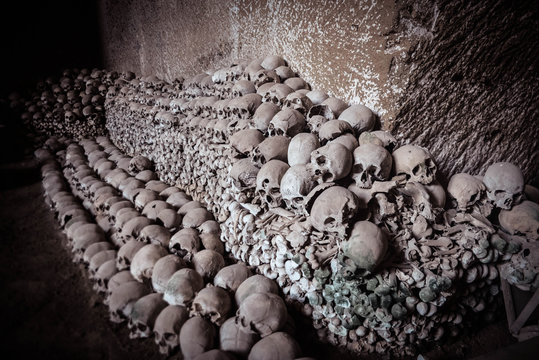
[469,193,478,204]
[316,156,327,166]
[137,323,148,332]
[412,164,421,176]
[324,217,335,225]
[353,164,364,173]
[164,332,176,341]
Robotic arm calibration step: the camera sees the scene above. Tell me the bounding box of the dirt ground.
[0,118,532,360]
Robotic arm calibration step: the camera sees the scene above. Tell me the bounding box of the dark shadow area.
[0,1,103,97]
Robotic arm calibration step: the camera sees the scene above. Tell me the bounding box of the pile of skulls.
[34,136,314,360]
[100,55,538,356]
[10,68,125,142]
[24,54,538,357]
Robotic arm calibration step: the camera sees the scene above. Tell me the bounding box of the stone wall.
[98,0,538,182]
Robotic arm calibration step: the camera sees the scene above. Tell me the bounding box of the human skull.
[262,83,294,106]
[128,155,153,174]
[284,77,309,91]
[253,69,280,89]
[93,259,119,294]
[229,94,262,120]
[163,268,205,306]
[192,250,225,280]
[307,143,352,183]
[318,120,354,145]
[219,317,259,358]
[236,292,287,337]
[352,144,393,189]
[142,200,171,220]
[280,164,317,215]
[130,244,168,282]
[230,129,264,157]
[89,249,117,278]
[153,305,189,355]
[483,162,524,209]
[330,133,359,152]
[128,293,168,339]
[261,55,286,70]
[229,159,260,191]
[139,224,171,247]
[179,317,217,360]
[252,102,281,133]
[133,189,159,211]
[117,239,146,271]
[498,201,539,239]
[287,133,320,166]
[232,80,256,97]
[447,173,486,212]
[156,208,182,231]
[248,332,301,360]
[234,275,279,306]
[169,228,201,258]
[393,144,437,184]
[268,109,305,137]
[108,281,150,323]
[283,91,313,115]
[192,286,232,326]
[256,160,290,208]
[342,221,388,271]
[151,255,186,293]
[183,208,214,229]
[338,104,375,135]
[251,136,290,166]
[118,216,152,244]
[309,186,359,236]
[83,242,113,265]
[214,264,252,292]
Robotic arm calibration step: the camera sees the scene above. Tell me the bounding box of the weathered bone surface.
[28,58,538,358]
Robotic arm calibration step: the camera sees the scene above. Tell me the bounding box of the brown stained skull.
[179,317,217,360]
[163,268,204,306]
[447,173,486,212]
[351,143,393,189]
[219,317,259,358]
[251,136,290,167]
[153,305,189,355]
[214,263,252,293]
[236,292,287,337]
[169,227,201,258]
[393,145,437,185]
[280,164,316,215]
[128,293,168,339]
[256,160,290,208]
[191,286,232,326]
[267,108,305,137]
[483,162,525,209]
[130,244,169,282]
[309,186,360,237]
[307,143,353,184]
[192,249,225,280]
[342,220,388,272]
[151,254,187,293]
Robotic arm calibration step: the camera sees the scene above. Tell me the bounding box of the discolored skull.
[482,162,524,209]
[498,200,539,239]
[219,317,259,358]
[229,159,260,191]
[108,281,150,323]
[307,143,352,183]
[268,109,305,137]
[338,104,375,135]
[287,133,320,166]
[235,275,279,306]
[256,160,290,208]
[169,228,201,258]
[236,292,287,337]
[251,136,290,166]
[192,286,232,326]
[248,332,301,360]
[151,254,186,293]
[117,239,146,271]
[351,144,393,189]
[230,129,265,158]
[342,221,388,271]
[283,91,313,115]
[393,145,437,185]
[153,305,189,355]
[130,244,169,282]
[128,155,153,175]
[192,249,225,280]
[309,186,359,236]
[447,173,486,212]
[262,83,294,106]
[128,293,168,339]
[179,317,217,360]
[252,102,281,133]
[214,263,252,293]
[164,268,205,306]
[280,164,317,215]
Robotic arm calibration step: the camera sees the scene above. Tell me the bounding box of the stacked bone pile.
[35,136,313,360]
[102,55,538,356]
[13,68,123,142]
